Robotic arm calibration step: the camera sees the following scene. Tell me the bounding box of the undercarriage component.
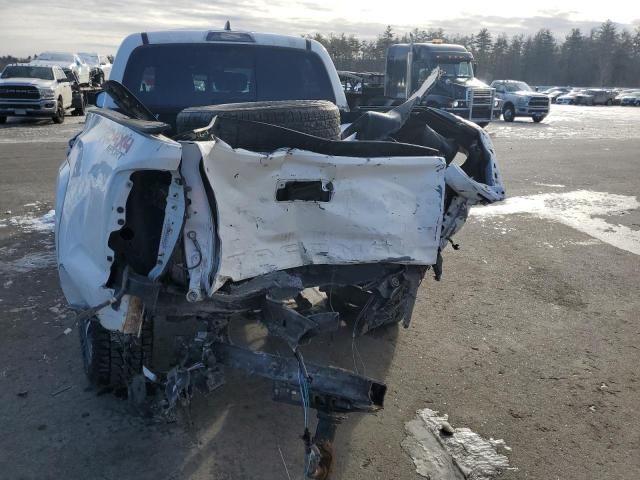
[262,296,340,349]
[212,343,385,412]
[304,411,343,480]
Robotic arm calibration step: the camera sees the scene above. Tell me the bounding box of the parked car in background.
[491,79,550,122]
[620,91,640,106]
[544,87,571,103]
[34,52,91,85]
[555,89,584,105]
[614,89,640,105]
[0,63,73,123]
[573,89,616,105]
[78,52,112,85]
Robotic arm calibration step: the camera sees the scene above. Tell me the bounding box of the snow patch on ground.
[0,251,56,274]
[533,182,566,188]
[472,190,640,256]
[402,408,512,479]
[0,209,56,232]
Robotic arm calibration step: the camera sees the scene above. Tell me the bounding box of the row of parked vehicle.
[0,51,112,124]
[541,86,640,106]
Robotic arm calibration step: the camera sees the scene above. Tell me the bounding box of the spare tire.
[176,100,341,141]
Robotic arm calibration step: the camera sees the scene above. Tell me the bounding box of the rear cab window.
[122,43,335,121]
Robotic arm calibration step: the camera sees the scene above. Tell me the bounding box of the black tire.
[0,116,6,124]
[176,100,341,140]
[52,99,64,124]
[94,71,104,87]
[79,316,153,394]
[532,114,545,123]
[606,99,612,106]
[324,268,425,336]
[502,104,515,122]
[73,93,87,116]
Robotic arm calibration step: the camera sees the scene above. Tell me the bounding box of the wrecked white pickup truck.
[55,28,504,479]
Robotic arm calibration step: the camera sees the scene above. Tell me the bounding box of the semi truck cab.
[385,42,500,125]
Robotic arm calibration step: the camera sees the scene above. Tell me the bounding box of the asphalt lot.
[1,105,639,480]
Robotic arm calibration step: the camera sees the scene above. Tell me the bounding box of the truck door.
[56,68,73,107]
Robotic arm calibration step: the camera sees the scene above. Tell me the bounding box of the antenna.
[224,21,231,31]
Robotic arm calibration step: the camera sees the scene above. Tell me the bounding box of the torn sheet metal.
[402,408,512,479]
[179,141,217,301]
[202,140,447,291]
[55,111,182,329]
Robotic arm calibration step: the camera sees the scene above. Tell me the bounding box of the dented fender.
[55,111,183,330]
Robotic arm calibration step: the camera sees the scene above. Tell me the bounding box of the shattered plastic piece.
[63,327,72,335]
[402,408,512,479]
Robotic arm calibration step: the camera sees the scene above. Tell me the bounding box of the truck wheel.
[73,93,87,116]
[79,316,153,395]
[532,114,545,123]
[502,104,515,122]
[52,99,65,124]
[0,116,6,124]
[324,268,424,336]
[176,100,341,140]
[606,99,612,106]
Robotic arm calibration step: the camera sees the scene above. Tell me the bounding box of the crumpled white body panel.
[203,141,447,289]
[56,112,182,329]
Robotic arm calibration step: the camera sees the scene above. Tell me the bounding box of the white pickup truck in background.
[0,63,73,123]
[491,79,550,122]
[34,51,91,85]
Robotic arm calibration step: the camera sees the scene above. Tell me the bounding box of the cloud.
[0,0,636,57]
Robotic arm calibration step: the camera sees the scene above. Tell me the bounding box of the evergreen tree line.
[0,55,32,71]
[307,20,640,87]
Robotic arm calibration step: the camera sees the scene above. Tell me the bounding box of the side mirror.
[95,91,107,108]
[58,78,68,83]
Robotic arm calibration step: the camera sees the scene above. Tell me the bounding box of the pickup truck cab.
[491,79,550,122]
[0,63,73,123]
[34,52,91,85]
[56,28,504,476]
[103,30,348,128]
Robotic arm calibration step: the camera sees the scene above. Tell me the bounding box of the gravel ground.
[0,105,638,480]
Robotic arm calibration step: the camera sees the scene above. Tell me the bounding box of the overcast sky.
[1,0,639,57]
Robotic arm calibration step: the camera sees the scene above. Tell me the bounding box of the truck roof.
[394,43,471,54]
[125,29,312,50]
[4,62,56,69]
